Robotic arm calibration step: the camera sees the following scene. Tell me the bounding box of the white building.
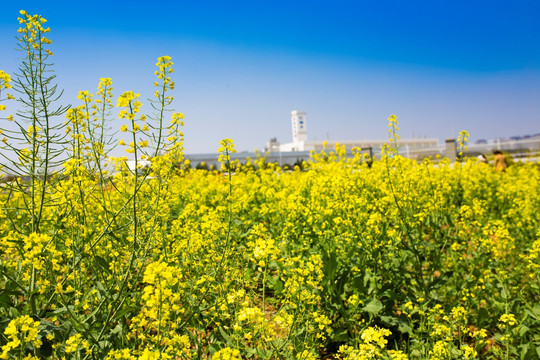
[270,110,439,153]
[291,110,307,142]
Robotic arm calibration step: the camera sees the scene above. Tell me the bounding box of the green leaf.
[94,255,112,275]
[476,307,490,325]
[525,309,539,321]
[363,272,371,288]
[246,348,257,358]
[411,349,422,357]
[332,328,350,342]
[325,250,337,282]
[397,320,412,334]
[110,323,123,335]
[256,348,273,358]
[96,281,111,298]
[363,298,383,316]
[519,325,530,337]
[208,343,221,354]
[115,307,131,319]
[379,315,398,326]
[0,288,23,296]
[520,343,530,360]
[270,278,284,294]
[53,306,68,314]
[0,295,13,308]
[219,327,232,344]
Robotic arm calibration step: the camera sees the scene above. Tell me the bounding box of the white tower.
[291,110,307,143]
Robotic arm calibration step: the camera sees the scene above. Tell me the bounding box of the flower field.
[1,11,540,360]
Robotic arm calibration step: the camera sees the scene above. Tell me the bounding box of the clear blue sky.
[1,0,539,154]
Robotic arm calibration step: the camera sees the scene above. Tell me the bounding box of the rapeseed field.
[1,11,539,360]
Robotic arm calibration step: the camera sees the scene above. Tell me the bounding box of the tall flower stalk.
[1,11,68,234]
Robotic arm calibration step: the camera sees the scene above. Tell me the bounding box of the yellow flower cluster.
[20,232,62,282]
[0,70,11,89]
[65,333,92,354]
[128,260,191,357]
[499,313,517,327]
[217,138,238,170]
[361,326,392,348]
[17,10,53,56]
[385,114,400,154]
[0,70,14,138]
[429,340,449,360]
[154,56,175,104]
[337,326,406,360]
[0,70,13,113]
[77,90,93,103]
[0,315,42,359]
[457,130,470,156]
[117,91,146,153]
[522,230,540,273]
[282,254,324,306]
[248,223,280,267]
[212,347,240,360]
[65,106,91,158]
[480,220,515,258]
[171,112,184,126]
[117,91,142,114]
[97,77,113,105]
[105,348,136,360]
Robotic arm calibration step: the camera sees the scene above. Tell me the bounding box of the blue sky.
[1,0,539,154]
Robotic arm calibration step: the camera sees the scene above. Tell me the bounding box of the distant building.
[265,137,280,152]
[291,110,308,143]
[272,110,439,152]
[185,110,445,168]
